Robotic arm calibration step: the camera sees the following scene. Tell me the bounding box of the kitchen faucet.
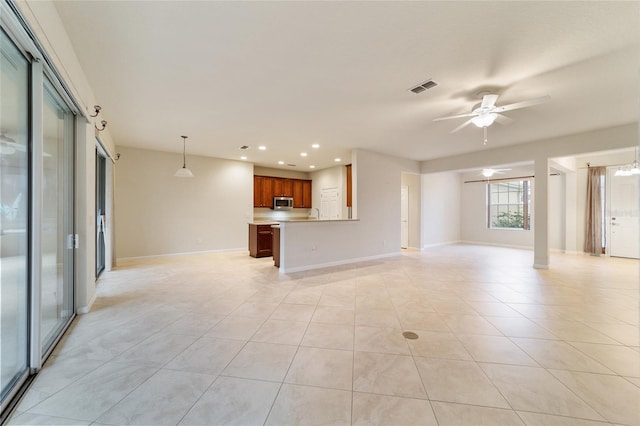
[313,208,320,219]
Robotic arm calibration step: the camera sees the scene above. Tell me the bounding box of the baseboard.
[281,252,400,274]
[77,292,96,315]
[533,263,549,269]
[421,240,461,250]
[117,247,247,262]
[460,240,533,251]
[562,250,580,255]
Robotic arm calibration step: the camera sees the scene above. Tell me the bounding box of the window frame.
[486,179,531,231]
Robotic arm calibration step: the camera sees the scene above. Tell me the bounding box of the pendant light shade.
[175,135,194,178]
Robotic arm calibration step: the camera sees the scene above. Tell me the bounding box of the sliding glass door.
[96,150,106,277]
[1,18,77,415]
[0,27,30,408]
[40,79,75,354]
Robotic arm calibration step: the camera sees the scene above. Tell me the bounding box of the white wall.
[421,124,636,174]
[548,174,565,251]
[254,166,310,180]
[401,173,421,248]
[458,167,566,250]
[115,146,253,259]
[421,172,461,248]
[280,149,420,272]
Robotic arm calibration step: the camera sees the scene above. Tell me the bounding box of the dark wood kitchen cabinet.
[292,180,304,208]
[273,178,293,197]
[302,180,312,208]
[254,176,275,208]
[248,224,273,257]
[254,175,312,208]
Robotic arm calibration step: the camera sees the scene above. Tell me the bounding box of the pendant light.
[614,148,640,177]
[174,135,194,178]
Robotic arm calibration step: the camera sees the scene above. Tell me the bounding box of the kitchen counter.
[249,218,359,225]
[278,219,359,223]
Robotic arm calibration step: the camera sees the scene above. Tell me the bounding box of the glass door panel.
[0,29,30,405]
[96,150,106,277]
[40,80,74,353]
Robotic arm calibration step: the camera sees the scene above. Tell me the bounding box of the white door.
[401,185,409,249]
[320,188,340,220]
[608,169,639,258]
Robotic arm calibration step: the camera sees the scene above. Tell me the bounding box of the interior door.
[608,169,639,259]
[401,185,409,249]
[320,188,339,220]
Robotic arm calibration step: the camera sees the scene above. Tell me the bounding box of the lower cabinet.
[249,224,273,257]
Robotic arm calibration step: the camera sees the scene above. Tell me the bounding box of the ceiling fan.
[433,93,550,144]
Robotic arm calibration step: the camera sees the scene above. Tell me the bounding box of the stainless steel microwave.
[273,196,294,210]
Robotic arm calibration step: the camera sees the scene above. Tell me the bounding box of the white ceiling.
[54,1,640,171]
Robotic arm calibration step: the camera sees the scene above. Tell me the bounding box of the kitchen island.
[275,218,399,273]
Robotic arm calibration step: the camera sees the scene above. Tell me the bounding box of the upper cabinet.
[254,175,312,208]
[302,180,312,208]
[254,175,275,207]
[273,178,293,197]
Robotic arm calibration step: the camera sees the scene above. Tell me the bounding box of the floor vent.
[402,331,419,340]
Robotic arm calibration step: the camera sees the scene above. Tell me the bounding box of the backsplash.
[253,208,314,222]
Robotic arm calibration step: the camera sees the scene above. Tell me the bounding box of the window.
[487,180,531,230]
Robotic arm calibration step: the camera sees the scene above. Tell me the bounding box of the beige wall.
[421,171,461,247]
[115,146,253,259]
[253,166,310,180]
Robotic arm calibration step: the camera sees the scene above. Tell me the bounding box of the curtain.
[585,166,605,254]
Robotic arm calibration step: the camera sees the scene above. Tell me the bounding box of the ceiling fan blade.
[481,94,499,109]
[451,118,474,133]
[494,113,513,125]
[433,112,477,122]
[493,95,550,113]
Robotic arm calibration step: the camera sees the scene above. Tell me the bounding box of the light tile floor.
[8,245,640,426]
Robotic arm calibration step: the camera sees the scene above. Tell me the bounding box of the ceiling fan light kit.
[433,93,550,145]
[472,113,497,128]
[481,168,512,178]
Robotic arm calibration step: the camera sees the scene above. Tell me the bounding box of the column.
[533,157,549,268]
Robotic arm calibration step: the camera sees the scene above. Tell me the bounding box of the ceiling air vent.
[409,79,438,94]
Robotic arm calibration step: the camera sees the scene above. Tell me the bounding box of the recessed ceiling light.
[258,145,266,150]
[311,144,320,149]
[309,165,315,169]
[300,152,308,157]
[278,161,284,165]
[334,158,341,162]
[240,156,247,160]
